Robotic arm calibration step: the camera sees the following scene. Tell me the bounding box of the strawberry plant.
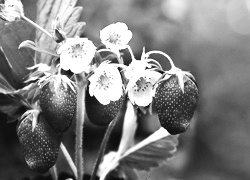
[0,0,199,180]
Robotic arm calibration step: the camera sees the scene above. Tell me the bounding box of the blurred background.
[1,0,250,179]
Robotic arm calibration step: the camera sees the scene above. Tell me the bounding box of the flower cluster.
[0,1,199,177]
[56,22,168,109]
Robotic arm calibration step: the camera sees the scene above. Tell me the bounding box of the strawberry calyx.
[19,109,40,132]
[144,50,196,94]
[38,70,77,133]
[156,68,192,94]
[39,74,76,96]
[25,58,60,84]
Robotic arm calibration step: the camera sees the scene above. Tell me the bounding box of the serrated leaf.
[64,22,86,38]
[99,128,178,180]
[35,0,85,64]
[120,132,179,171]
[119,166,138,180]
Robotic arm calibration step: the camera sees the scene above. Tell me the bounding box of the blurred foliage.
[1,0,250,179]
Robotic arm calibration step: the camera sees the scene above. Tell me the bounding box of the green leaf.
[35,0,85,64]
[119,132,179,171]
[64,22,86,38]
[0,21,35,87]
[99,128,179,180]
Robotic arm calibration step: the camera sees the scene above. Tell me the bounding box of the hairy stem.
[60,143,77,178]
[75,73,87,180]
[50,166,58,180]
[21,15,53,39]
[90,116,118,180]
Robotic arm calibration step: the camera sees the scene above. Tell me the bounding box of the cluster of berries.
[0,0,199,175]
[17,21,198,173]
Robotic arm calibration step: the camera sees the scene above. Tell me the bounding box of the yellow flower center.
[72,44,82,58]
[108,33,121,44]
[98,72,113,90]
[134,77,151,92]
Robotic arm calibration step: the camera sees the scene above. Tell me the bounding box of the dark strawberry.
[39,75,77,133]
[85,87,125,126]
[17,112,62,173]
[154,72,199,135]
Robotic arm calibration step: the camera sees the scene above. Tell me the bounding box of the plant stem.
[75,73,87,180]
[50,166,58,180]
[126,45,136,61]
[90,117,118,180]
[21,15,53,39]
[60,143,77,179]
[146,50,176,70]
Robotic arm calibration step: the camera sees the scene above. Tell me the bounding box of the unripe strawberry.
[154,72,199,135]
[17,112,62,173]
[85,88,125,126]
[39,75,77,133]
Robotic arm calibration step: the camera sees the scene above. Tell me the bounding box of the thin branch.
[60,143,77,178]
[21,15,53,39]
[90,116,118,180]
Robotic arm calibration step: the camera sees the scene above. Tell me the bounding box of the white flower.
[100,22,132,51]
[124,59,151,80]
[127,69,161,107]
[0,0,24,22]
[88,62,124,105]
[125,52,162,107]
[57,38,96,74]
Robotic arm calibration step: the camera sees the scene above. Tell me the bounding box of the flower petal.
[129,87,153,107]
[88,62,124,105]
[94,88,111,105]
[127,70,161,107]
[100,22,132,51]
[57,38,96,74]
[60,51,71,71]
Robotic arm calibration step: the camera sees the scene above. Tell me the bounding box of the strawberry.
[85,87,125,126]
[154,72,199,135]
[17,112,62,173]
[39,75,77,133]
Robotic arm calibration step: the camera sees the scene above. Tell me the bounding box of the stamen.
[145,50,176,71]
[108,32,121,44]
